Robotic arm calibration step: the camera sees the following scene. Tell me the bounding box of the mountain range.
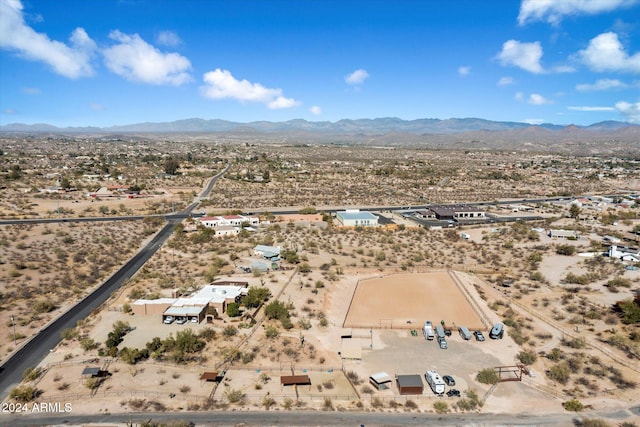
[1,117,639,155]
[0,117,636,134]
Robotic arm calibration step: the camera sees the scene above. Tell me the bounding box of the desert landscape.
[0,135,639,427]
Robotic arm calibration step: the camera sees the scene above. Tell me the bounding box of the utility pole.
[11,315,16,346]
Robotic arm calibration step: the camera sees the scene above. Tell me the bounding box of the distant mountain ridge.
[0,117,636,134]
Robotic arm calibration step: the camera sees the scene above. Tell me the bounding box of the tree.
[264,300,290,321]
[164,158,180,175]
[227,302,240,317]
[243,286,271,308]
[569,204,581,219]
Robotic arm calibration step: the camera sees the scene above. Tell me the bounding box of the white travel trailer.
[423,320,435,340]
[425,370,446,394]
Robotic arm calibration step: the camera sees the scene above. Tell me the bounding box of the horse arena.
[343,271,485,330]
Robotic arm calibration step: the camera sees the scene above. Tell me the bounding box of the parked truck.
[425,370,446,394]
[423,320,435,340]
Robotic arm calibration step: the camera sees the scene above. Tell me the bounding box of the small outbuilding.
[369,372,392,390]
[396,374,424,395]
[280,375,311,386]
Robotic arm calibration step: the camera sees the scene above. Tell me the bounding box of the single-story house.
[548,229,579,239]
[253,245,281,259]
[336,210,379,227]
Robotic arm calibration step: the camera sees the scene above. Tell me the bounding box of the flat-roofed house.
[336,210,379,227]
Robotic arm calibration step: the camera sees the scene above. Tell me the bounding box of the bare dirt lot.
[343,272,484,330]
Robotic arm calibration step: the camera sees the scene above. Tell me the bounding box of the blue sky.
[1,0,639,127]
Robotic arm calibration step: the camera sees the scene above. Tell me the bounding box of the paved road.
[0,219,176,402]
[0,164,230,403]
[0,408,610,426]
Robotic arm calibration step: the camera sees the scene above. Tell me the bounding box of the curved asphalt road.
[0,164,230,402]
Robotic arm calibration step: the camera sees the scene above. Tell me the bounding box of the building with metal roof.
[336,210,379,227]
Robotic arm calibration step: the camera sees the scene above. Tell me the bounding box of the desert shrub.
[282,398,294,410]
[517,350,537,365]
[262,396,276,409]
[222,325,238,337]
[547,362,571,384]
[574,418,611,427]
[433,400,449,414]
[615,299,640,324]
[224,388,245,404]
[345,370,362,385]
[79,337,99,351]
[476,368,499,384]
[556,244,576,256]
[405,399,418,410]
[323,396,333,410]
[562,398,584,412]
[264,325,279,339]
[10,386,38,402]
[23,367,44,381]
[371,397,383,408]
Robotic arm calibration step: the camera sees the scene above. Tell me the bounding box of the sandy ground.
[344,272,484,330]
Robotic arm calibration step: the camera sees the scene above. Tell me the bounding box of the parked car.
[489,323,504,339]
[443,375,455,386]
[163,316,174,324]
[446,389,461,397]
[473,330,485,341]
[191,317,199,323]
[176,317,187,325]
[444,329,452,336]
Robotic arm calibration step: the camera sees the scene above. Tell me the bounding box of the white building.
[336,209,379,227]
[609,246,640,263]
[198,215,259,228]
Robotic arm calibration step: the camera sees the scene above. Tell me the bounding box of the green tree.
[569,204,581,219]
[264,300,290,321]
[242,286,271,308]
[164,158,180,175]
[227,302,240,317]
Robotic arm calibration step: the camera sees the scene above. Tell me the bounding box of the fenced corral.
[343,271,485,330]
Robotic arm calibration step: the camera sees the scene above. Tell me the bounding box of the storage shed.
[396,374,424,395]
[369,372,392,390]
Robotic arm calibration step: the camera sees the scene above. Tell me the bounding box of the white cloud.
[103,30,192,85]
[89,103,105,111]
[21,86,40,95]
[515,92,524,102]
[458,66,471,76]
[0,0,96,78]
[552,65,576,73]
[2,108,17,115]
[345,69,369,85]
[568,106,615,111]
[496,40,544,73]
[577,32,640,73]
[528,93,553,105]
[523,118,545,125]
[615,100,640,123]
[156,30,182,47]
[576,78,628,91]
[497,76,515,86]
[518,0,640,25]
[200,68,299,109]
[310,106,322,116]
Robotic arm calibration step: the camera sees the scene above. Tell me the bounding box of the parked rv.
[489,323,504,339]
[458,326,471,340]
[425,370,446,394]
[423,320,435,340]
